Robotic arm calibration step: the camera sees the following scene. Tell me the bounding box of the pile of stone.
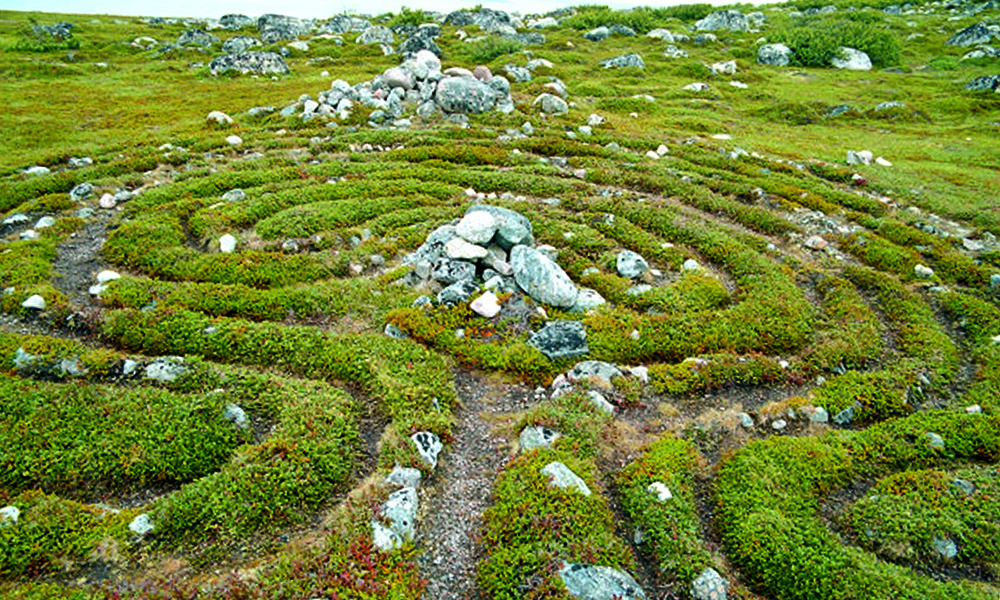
[403,205,608,359]
[32,21,74,40]
[280,50,514,126]
[694,9,766,32]
[445,7,545,46]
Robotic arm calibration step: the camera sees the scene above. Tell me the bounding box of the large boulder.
[209,52,289,75]
[257,14,309,36]
[534,93,568,115]
[947,22,995,47]
[831,47,871,70]
[177,30,219,47]
[357,26,394,45]
[757,43,792,66]
[220,14,255,29]
[222,35,261,54]
[602,53,645,69]
[320,15,372,34]
[434,76,500,114]
[694,10,749,32]
[528,321,588,360]
[511,245,578,308]
[371,487,418,551]
[966,74,1000,91]
[584,26,610,42]
[559,563,646,600]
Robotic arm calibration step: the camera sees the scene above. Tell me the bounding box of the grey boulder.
[541,462,591,495]
[758,43,792,66]
[511,245,578,308]
[616,250,649,279]
[528,321,588,360]
[467,205,533,248]
[695,10,749,32]
[559,563,646,600]
[602,53,645,69]
[210,52,289,75]
[435,77,499,114]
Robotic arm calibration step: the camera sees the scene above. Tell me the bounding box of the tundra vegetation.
[0,1,998,599]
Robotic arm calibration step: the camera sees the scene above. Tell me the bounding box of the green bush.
[775,18,901,68]
[453,37,523,64]
[617,436,712,586]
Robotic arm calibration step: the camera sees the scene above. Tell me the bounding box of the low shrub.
[775,17,901,68]
[617,436,712,586]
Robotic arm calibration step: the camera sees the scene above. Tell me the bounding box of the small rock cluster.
[371,431,441,552]
[279,50,514,127]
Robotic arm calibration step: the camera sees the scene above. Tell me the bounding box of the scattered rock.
[219,234,237,253]
[616,250,649,279]
[758,43,792,66]
[847,150,873,165]
[915,264,935,279]
[926,432,945,449]
[559,563,646,600]
[129,513,154,536]
[372,487,418,551]
[511,245,578,308]
[520,425,561,451]
[541,462,591,495]
[691,567,729,600]
[584,26,610,42]
[206,110,233,126]
[534,93,569,115]
[601,53,645,69]
[529,321,588,360]
[69,182,94,201]
[386,466,421,489]
[22,295,46,310]
[209,52,289,75]
[710,60,737,75]
[947,22,994,47]
[932,536,958,559]
[145,357,187,383]
[177,30,219,47]
[470,291,502,318]
[832,47,872,71]
[411,431,443,469]
[695,10,749,32]
[648,481,673,502]
[567,360,622,387]
[965,75,1000,91]
[0,506,19,526]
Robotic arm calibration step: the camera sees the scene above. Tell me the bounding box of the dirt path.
[417,370,534,600]
[52,211,113,309]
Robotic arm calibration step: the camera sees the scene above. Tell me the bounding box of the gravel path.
[417,370,535,600]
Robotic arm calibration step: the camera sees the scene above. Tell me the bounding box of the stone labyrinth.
[1,5,1000,600]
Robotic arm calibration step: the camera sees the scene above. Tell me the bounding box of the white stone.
[683,259,701,271]
[219,234,237,253]
[97,270,121,284]
[966,404,982,414]
[444,237,488,260]
[470,291,502,318]
[648,481,673,501]
[875,156,892,167]
[129,513,154,536]
[656,144,669,156]
[629,366,649,383]
[22,295,46,310]
[99,193,117,208]
[0,506,19,525]
[35,216,55,229]
[411,431,443,469]
[847,150,873,165]
[588,390,615,414]
[729,80,749,89]
[226,135,243,146]
[645,150,660,159]
[206,110,233,125]
[88,284,107,296]
[684,82,710,91]
[541,461,591,496]
[832,47,872,70]
[915,264,935,279]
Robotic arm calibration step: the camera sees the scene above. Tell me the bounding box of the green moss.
[0,374,250,494]
[0,490,130,577]
[716,410,1000,600]
[847,466,1000,572]
[617,436,712,586]
[807,277,884,371]
[650,353,787,395]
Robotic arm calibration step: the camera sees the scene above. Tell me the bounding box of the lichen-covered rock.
[528,320,588,360]
[831,47,871,71]
[534,93,568,115]
[616,250,649,279]
[758,43,792,66]
[541,462,591,495]
[602,53,645,69]
[695,10,749,32]
[559,563,646,599]
[691,567,729,600]
[434,76,499,114]
[222,35,261,54]
[357,26,394,45]
[520,426,561,451]
[210,52,289,75]
[372,487,418,551]
[177,30,219,47]
[947,22,995,46]
[411,431,443,468]
[584,26,610,42]
[511,246,578,308]
[467,205,533,249]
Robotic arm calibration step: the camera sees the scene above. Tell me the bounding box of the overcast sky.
[1,0,764,20]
